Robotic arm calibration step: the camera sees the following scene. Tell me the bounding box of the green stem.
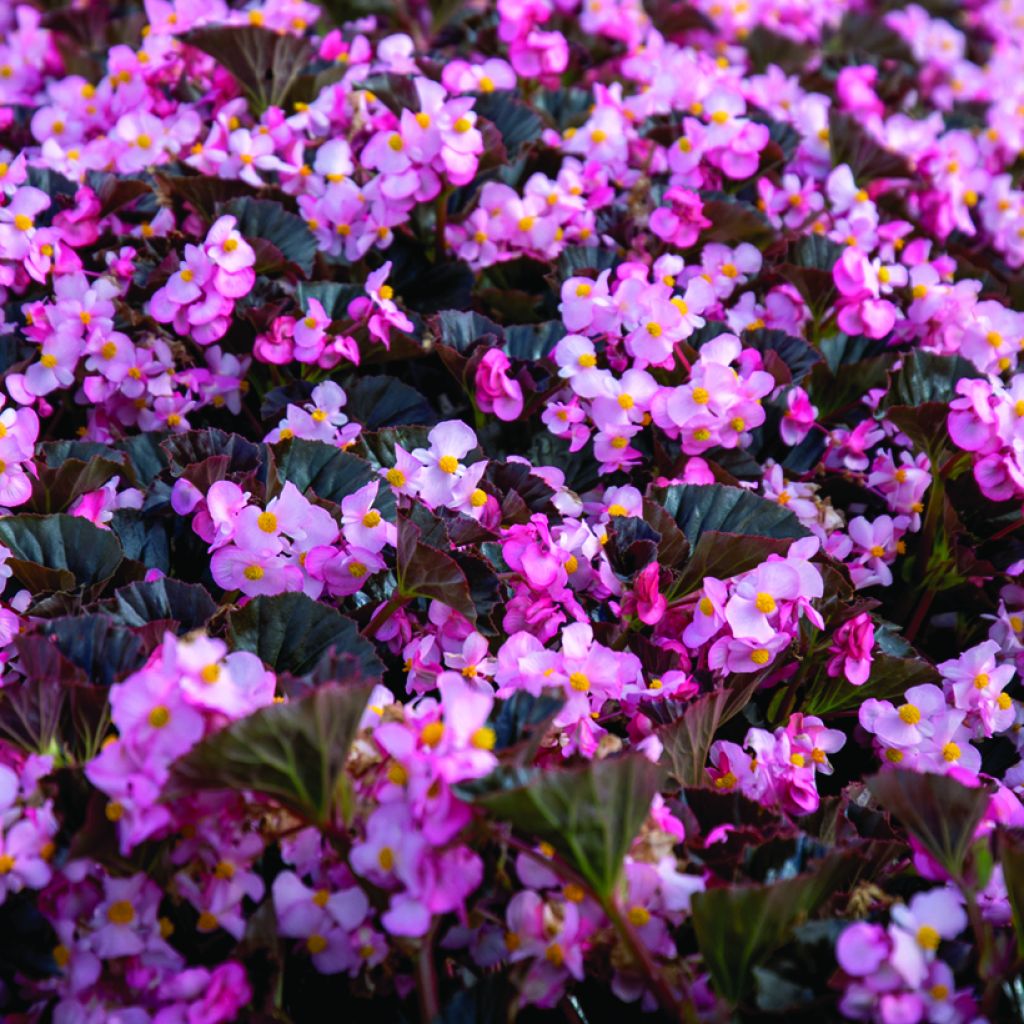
[362,592,409,638]
[604,899,682,1021]
[416,920,441,1023]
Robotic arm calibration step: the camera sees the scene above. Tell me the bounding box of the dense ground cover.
[0,0,1024,1020]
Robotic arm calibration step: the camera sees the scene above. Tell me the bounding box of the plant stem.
[604,899,682,1021]
[416,921,441,1023]
[435,192,448,261]
[362,592,408,637]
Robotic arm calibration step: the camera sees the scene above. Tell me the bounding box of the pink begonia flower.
[0,185,50,261]
[725,561,804,642]
[412,419,478,507]
[780,386,818,445]
[474,348,524,421]
[827,613,875,686]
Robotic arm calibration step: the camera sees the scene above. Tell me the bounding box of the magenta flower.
[827,613,875,686]
[474,348,524,421]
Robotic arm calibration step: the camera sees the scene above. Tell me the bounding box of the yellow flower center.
[577,352,597,367]
[898,703,921,724]
[420,721,445,747]
[362,510,382,528]
[714,771,737,789]
[197,912,218,932]
[750,649,771,665]
[870,544,886,558]
[214,860,235,879]
[471,726,496,750]
[627,906,651,926]
[243,565,265,581]
[942,742,961,762]
[258,511,278,533]
[565,555,579,574]
[379,285,394,300]
[790,752,806,767]
[306,933,328,954]
[974,672,990,690]
[617,393,634,410]
[454,116,472,133]
[107,900,135,926]
[386,468,406,487]
[148,705,170,728]
[545,942,565,966]
[569,671,590,692]
[222,238,238,253]
[100,341,117,360]
[692,387,710,405]
[0,854,14,874]
[721,262,738,278]
[754,592,776,614]
[470,488,488,507]
[438,454,459,474]
[201,663,220,685]
[41,354,58,369]
[645,321,662,337]
[916,925,940,951]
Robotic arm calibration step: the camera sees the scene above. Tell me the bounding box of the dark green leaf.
[273,438,394,518]
[473,92,543,159]
[657,690,730,787]
[673,532,795,595]
[344,375,437,429]
[883,350,982,409]
[167,683,372,825]
[691,848,882,1004]
[434,310,505,351]
[37,614,147,687]
[111,578,217,633]
[222,197,317,276]
[295,281,362,319]
[700,196,774,247]
[182,26,314,112]
[162,429,263,477]
[0,515,123,592]
[831,11,915,63]
[803,652,938,716]
[491,691,564,752]
[463,755,665,900]
[154,173,256,222]
[24,457,125,515]
[228,593,383,679]
[998,829,1024,954]
[745,25,816,73]
[746,329,822,383]
[503,321,565,360]
[867,770,991,879]
[829,111,912,182]
[397,516,476,621]
[654,483,810,547]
